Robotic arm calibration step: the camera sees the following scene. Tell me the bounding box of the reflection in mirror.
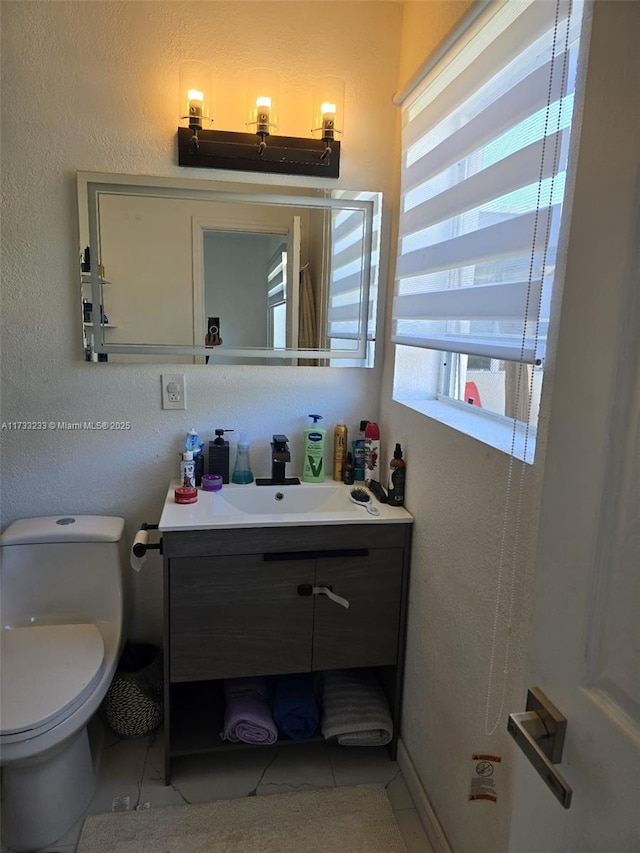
[77,173,381,366]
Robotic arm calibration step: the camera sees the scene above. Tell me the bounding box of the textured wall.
[398,0,474,88]
[380,2,541,851]
[0,1,402,641]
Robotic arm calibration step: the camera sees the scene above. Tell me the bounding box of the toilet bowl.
[0,515,127,852]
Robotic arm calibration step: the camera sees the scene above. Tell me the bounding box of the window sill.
[394,395,536,464]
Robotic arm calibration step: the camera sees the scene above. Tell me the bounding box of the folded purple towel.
[221,677,278,745]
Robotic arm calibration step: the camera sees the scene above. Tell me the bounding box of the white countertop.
[159,480,413,531]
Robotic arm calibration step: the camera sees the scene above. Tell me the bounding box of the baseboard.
[396,738,453,853]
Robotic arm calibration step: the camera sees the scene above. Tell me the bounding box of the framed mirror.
[77,172,381,366]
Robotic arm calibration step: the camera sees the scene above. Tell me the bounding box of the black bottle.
[193,445,205,486]
[208,428,233,484]
[388,443,406,506]
[342,451,355,485]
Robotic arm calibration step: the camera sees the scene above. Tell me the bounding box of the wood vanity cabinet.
[162,522,412,783]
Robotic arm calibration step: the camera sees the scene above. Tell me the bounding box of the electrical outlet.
[161,374,186,410]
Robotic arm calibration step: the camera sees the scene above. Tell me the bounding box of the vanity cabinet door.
[170,555,315,682]
[311,548,403,671]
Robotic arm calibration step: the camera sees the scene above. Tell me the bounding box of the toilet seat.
[0,623,105,736]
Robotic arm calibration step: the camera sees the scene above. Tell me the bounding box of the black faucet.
[255,435,300,486]
[271,434,291,484]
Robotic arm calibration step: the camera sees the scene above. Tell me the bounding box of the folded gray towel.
[321,669,393,746]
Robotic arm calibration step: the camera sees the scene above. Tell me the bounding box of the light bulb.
[256,96,271,135]
[179,61,212,131]
[246,69,279,134]
[311,77,345,140]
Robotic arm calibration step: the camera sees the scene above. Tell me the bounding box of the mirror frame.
[77,172,380,364]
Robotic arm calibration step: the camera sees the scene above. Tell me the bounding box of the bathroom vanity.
[158,481,413,783]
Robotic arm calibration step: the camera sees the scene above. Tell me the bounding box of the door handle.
[313,586,350,609]
[507,687,572,809]
[297,584,350,608]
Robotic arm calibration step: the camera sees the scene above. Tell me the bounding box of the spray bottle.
[388,443,406,506]
[364,421,381,482]
[333,420,348,482]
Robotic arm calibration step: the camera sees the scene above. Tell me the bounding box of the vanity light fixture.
[177,63,342,178]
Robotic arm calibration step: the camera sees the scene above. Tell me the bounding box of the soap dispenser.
[232,432,254,484]
[208,428,233,484]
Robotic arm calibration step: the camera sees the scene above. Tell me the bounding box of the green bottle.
[302,414,326,483]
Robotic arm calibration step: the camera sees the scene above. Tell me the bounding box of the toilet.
[0,515,128,852]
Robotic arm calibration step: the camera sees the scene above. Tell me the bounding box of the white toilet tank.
[0,515,126,632]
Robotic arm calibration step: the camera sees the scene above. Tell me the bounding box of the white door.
[509,3,640,850]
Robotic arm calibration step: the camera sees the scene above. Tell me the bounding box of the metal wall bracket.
[177,127,340,178]
[507,687,573,809]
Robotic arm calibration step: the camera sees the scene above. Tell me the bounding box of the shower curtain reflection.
[298,264,319,366]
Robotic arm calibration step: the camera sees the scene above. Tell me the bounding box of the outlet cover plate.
[161,373,186,410]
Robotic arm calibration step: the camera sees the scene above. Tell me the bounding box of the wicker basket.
[102,643,163,738]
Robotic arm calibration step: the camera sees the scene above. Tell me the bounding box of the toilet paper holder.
[133,523,163,557]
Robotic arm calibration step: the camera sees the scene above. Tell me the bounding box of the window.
[328,190,381,367]
[391,0,586,457]
[266,244,287,349]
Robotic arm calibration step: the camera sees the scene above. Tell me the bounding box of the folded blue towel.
[272,673,319,741]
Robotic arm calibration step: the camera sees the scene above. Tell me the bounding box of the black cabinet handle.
[316,549,368,559]
[264,548,368,562]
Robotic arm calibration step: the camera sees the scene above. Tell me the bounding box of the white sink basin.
[221,484,340,514]
[159,480,413,530]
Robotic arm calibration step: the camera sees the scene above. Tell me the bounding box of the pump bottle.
[303,414,326,483]
[209,428,233,483]
[232,432,254,484]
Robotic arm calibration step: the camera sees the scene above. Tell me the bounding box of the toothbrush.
[349,487,380,516]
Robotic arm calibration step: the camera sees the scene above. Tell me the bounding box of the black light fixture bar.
[177,127,340,178]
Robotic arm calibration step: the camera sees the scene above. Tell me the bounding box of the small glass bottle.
[232,432,254,484]
[342,451,355,485]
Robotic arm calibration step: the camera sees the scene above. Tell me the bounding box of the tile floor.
[20,724,433,853]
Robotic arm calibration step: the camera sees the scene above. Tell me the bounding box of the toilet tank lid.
[0,515,125,546]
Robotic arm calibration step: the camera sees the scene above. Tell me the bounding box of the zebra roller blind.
[392,0,585,365]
